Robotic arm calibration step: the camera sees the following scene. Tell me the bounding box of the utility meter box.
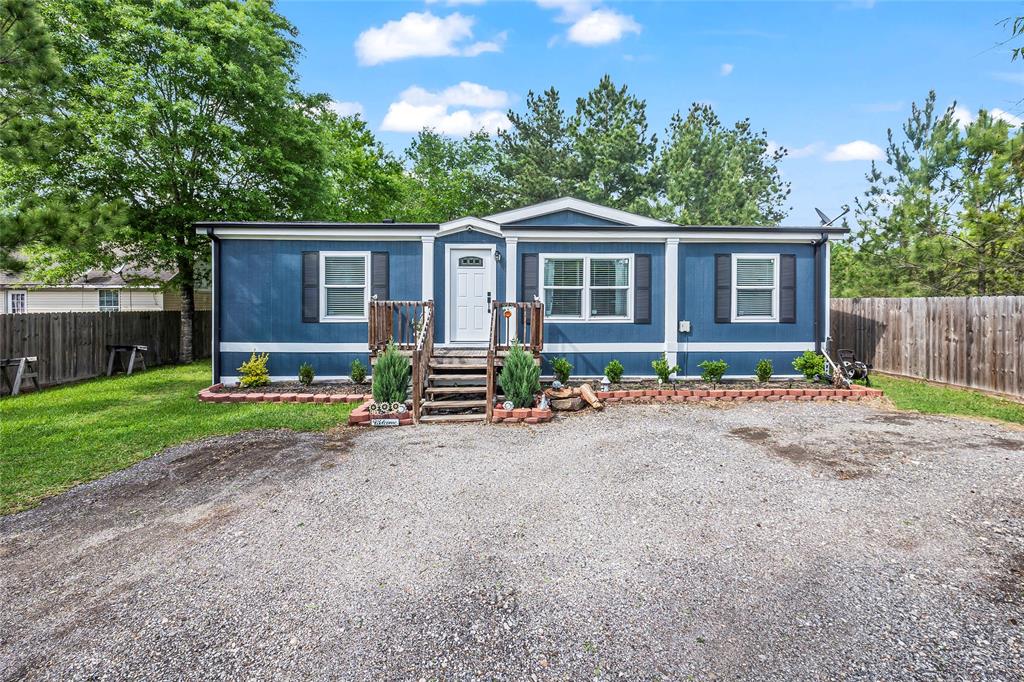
[679,320,691,333]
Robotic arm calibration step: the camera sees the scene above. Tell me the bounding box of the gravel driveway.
[2,401,1022,680]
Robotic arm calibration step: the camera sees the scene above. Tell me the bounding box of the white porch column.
[664,238,679,367]
[505,237,518,302]
[421,236,435,302]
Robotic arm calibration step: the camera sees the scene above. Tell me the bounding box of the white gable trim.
[436,216,502,238]
[483,197,675,228]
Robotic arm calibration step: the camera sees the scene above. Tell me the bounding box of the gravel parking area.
[2,401,1022,680]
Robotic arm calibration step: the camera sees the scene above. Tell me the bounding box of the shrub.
[792,351,825,381]
[298,362,315,386]
[237,352,270,388]
[551,356,573,384]
[350,358,367,384]
[651,354,681,384]
[755,358,773,383]
[499,342,541,408]
[698,359,728,385]
[372,341,410,405]
[604,359,624,384]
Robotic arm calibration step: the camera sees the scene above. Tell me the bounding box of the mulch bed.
[591,379,823,392]
[222,382,369,395]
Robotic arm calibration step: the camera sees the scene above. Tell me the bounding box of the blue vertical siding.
[433,231,506,343]
[506,210,627,227]
[517,241,665,344]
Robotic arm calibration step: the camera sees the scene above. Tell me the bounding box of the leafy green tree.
[36,0,333,361]
[569,75,657,211]
[656,103,790,225]
[495,87,578,206]
[0,0,121,272]
[398,129,501,221]
[839,92,1024,296]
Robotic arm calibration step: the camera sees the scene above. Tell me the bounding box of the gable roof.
[484,197,675,228]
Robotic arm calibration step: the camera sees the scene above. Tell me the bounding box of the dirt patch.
[730,426,772,443]
[867,413,921,427]
[987,437,1023,452]
[729,427,873,479]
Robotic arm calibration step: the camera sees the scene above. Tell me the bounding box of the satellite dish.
[814,207,849,227]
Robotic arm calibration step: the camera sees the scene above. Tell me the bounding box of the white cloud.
[380,83,512,136]
[719,63,734,76]
[538,2,640,46]
[327,100,364,117]
[354,11,504,66]
[825,140,884,162]
[951,105,974,129]
[767,141,822,159]
[566,8,641,45]
[992,71,1024,86]
[992,108,1024,127]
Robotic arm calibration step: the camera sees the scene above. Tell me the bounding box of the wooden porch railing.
[486,300,544,422]
[410,302,434,423]
[369,300,430,353]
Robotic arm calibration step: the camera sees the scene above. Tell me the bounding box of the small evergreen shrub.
[551,356,573,384]
[755,358,773,383]
[698,359,728,385]
[238,352,270,388]
[372,341,410,405]
[499,342,541,408]
[792,351,825,381]
[298,362,315,386]
[604,359,624,384]
[651,354,681,384]
[350,358,367,384]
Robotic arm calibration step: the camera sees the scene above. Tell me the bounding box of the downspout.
[205,226,221,385]
[812,233,828,354]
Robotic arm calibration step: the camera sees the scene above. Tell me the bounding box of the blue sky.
[279,1,1022,226]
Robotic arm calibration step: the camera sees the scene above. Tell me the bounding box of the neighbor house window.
[732,254,779,322]
[542,254,632,321]
[99,289,120,312]
[320,252,369,321]
[7,291,26,313]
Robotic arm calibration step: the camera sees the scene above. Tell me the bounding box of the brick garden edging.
[491,407,554,425]
[595,384,883,404]
[197,384,372,405]
[347,400,414,427]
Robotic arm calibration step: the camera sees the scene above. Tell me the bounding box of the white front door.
[450,248,492,343]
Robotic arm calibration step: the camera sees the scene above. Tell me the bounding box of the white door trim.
[444,244,496,345]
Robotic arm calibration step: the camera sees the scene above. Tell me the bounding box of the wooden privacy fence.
[830,296,1023,398]
[0,311,212,390]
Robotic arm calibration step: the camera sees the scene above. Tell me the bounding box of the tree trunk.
[177,256,195,364]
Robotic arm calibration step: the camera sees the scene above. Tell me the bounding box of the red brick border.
[492,407,553,424]
[198,384,372,406]
[597,384,882,403]
[347,400,413,427]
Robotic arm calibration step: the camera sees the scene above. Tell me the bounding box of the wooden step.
[426,385,487,395]
[427,374,487,382]
[421,399,486,410]
[433,348,488,358]
[429,361,488,370]
[419,413,487,423]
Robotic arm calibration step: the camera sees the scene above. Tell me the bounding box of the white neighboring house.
[0,266,211,314]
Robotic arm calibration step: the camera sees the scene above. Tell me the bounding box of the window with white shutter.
[320,252,369,321]
[732,254,779,322]
[541,254,632,321]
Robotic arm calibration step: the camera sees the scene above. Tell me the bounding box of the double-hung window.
[732,254,778,322]
[320,252,369,322]
[99,290,120,312]
[7,291,26,314]
[542,254,632,321]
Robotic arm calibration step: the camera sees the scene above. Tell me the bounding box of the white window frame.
[7,290,26,314]
[98,289,120,312]
[540,253,634,323]
[731,253,779,323]
[319,251,370,323]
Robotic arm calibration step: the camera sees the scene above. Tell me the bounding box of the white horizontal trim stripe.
[206,227,429,240]
[220,342,368,353]
[542,341,814,354]
[505,230,826,243]
[219,375,369,385]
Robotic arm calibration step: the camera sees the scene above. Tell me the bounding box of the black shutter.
[714,254,731,323]
[779,254,796,323]
[521,253,538,302]
[371,252,389,301]
[302,251,319,323]
[634,253,651,324]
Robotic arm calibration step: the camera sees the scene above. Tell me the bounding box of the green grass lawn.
[0,361,354,515]
[869,374,1024,426]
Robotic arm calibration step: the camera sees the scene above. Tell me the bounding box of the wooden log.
[579,383,603,410]
[544,387,574,399]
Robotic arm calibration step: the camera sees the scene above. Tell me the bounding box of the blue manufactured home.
[198,198,844,402]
